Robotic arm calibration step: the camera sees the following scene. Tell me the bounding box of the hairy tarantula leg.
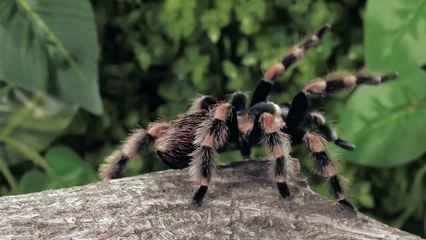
[286,71,399,129]
[99,122,170,180]
[228,92,251,157]
[240,136,251,158]
[309,111,355,151]
[259,113,294,198]
[250,24,331,106]
[228,92,246,144]
[304,133,357,214]
[229,92,247,111]
[286,91,309,130]
[187,95,218,114]
[190,103,234,206]
[303,71,399,95]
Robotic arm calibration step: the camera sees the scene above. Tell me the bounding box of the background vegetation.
[0,0,425,237]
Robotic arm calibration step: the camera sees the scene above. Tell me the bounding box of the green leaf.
[1,136,52,173]
[365,0,426,68]
[172,46,210,90]
[234,0,266,35]
[0,0,102,114]
[0,156,18,193]
[338,0,426,166]
[133,43,152,71]
[357,182,374,208]
[19,170,50,193]
[222,60,238,80]
[160,0,197,42]
[44,146,98,185]
[207,27,221,43]
[19,145,98,193]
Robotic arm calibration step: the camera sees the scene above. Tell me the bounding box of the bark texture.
[0,160,421,239]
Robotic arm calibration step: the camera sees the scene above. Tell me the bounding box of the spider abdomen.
[156,112,209,169]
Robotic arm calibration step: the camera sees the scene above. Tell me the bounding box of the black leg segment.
[250,80,273,106]
[192,185,208,206]
[286,91,309,129]
[334,138,355,151]
[200,96,218,110]
[230,92,247,111]
[109,155,129,179]
[277,182,290,198]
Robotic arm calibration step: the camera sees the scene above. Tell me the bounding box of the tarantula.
[99,25,398,213]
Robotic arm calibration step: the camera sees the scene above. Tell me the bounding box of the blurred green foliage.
[0,0,102,114]
[0,0,424,237]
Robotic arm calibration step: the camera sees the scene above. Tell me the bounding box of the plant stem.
[0,157,19,194]
[0,91,43,137]
[0,136,53,174]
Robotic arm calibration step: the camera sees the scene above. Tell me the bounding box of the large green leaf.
[44,146,98,185]
[0,0,102,114]
[338,0,426,166]
[18,169,50,193]
[19,146,98,193]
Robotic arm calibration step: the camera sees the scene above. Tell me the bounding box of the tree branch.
[0,160,421,239]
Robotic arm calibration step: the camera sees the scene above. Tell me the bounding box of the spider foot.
[192,185,208,206]
[338,199,357,215]
[334,138,356,151]
[277,182,291,199]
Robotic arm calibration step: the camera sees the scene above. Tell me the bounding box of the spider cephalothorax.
[99,25,398,213]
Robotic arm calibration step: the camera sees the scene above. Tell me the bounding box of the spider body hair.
[157,112,209,169]
[99,25,399,214]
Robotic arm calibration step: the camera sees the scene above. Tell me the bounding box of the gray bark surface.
[0,160,421,240]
